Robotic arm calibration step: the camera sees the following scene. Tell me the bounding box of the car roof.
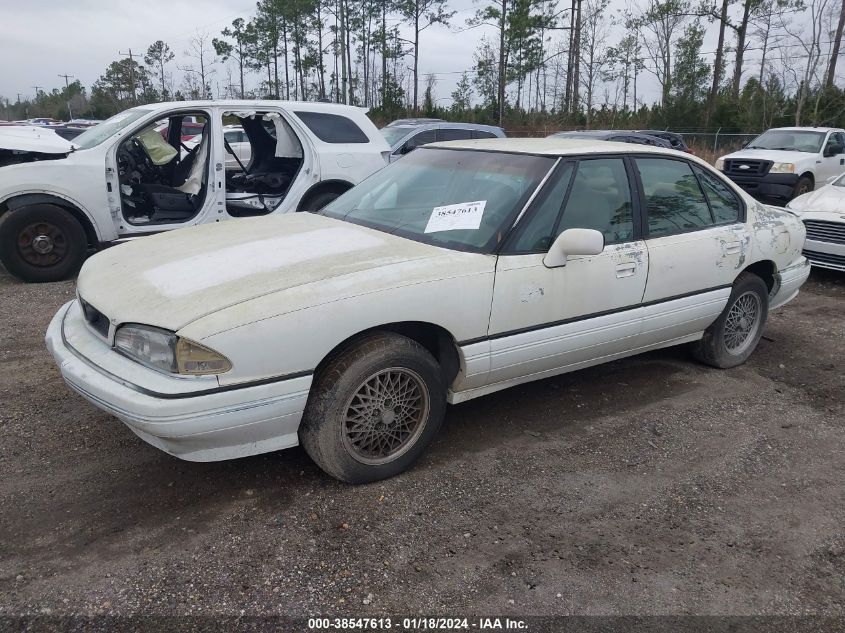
[767,126,842,132]
[427,137,685,158]
[128,100,371,115]
[387,121,503,132]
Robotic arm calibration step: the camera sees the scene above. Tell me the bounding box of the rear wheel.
[690,272,769,368]
[0,204,87,282]
[299,332,446,483]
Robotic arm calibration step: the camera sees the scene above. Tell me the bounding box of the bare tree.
[826,0,845,86]
[639,0,688,109]
[182,31,217,99]
[579,0,613,127]
[779,0,832,124]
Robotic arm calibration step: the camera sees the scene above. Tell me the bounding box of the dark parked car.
[547,130,673,149]
[635,129,691,153]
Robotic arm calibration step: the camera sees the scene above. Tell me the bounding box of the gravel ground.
[0,264,843,618]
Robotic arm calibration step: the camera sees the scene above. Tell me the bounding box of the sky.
[0,0,813,110]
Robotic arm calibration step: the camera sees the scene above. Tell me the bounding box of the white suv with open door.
[0,100,390,282]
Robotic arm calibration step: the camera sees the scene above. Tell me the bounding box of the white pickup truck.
[716,127,845,203]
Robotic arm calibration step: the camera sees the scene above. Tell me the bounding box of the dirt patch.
[0,266,843,616]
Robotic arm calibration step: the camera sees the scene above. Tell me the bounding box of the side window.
[293,111,369,143]
[473,130,498,139]
[439,128,473,141]
[694,166,742,224]
[507,163,575,253]
[637,158,714,237]
[404,129,437,153]
[559,158,634,243]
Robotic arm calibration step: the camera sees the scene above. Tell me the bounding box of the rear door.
[633,156,748,346]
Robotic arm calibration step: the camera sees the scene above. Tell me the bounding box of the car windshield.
[319,147,556,253]
[746,130,825,153]
[71,109,153,150]
[380,125,415,146]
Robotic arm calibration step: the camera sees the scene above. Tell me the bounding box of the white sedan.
[787,173,845,271]
[46,139,811,483]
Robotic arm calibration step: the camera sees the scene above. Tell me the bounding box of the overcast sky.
[0,0,792,109]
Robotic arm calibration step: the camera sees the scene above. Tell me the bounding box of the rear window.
[294,111,369,143]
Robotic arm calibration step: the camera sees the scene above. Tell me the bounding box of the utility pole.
[119,49,139,103]
[58,73,74,120]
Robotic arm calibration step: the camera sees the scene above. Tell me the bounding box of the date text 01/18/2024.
[307,617,529,630]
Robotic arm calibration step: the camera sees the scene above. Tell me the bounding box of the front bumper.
[721,172,799,201]
[803,239,845,271]
[770,257,811,310]
[45,301,312,462]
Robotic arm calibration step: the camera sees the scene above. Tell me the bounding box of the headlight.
[770,162,795,173]
[715,158,725,170]
[114,324,231,375]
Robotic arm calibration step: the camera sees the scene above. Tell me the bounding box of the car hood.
[787,184,845,214]
[0,125,74,154]
[76,213,475,332]
[720,148,812,164]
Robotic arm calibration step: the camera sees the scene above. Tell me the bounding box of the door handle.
[615,262,637,278]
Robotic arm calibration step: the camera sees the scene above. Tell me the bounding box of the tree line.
[3,0,845,133]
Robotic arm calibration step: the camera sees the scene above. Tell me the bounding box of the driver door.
[818,131,845,185]
[107,108,221,237]
[485,157,648,388]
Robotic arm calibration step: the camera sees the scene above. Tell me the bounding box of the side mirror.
[824,143,843,157]
[543,228,605,268]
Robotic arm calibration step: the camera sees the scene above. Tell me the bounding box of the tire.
[791,176,813,200]
[0,204,88,283]
[690,272,769,369]
[299,332,447,483]
[299,190,342,212]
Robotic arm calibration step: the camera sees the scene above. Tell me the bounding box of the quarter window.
[694,166,742,224]
[293,111,369,143]
[637,158,713,237]
[508,163,575,253]
[473,130,498,139]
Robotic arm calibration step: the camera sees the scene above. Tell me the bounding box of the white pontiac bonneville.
[46,138,811,483]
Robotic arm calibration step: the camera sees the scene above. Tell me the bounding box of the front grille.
[804,220,845,245]
[803,248,845,269]
[80,299,110,338]
[723,159,772,176]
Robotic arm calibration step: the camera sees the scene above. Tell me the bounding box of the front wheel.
[0,204,88,283]
[299,190,341,212]
[299,332,446,483]
[791,176,813,200]
[690,272,769,369]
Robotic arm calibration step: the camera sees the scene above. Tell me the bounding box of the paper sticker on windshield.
[424,200,486,233]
